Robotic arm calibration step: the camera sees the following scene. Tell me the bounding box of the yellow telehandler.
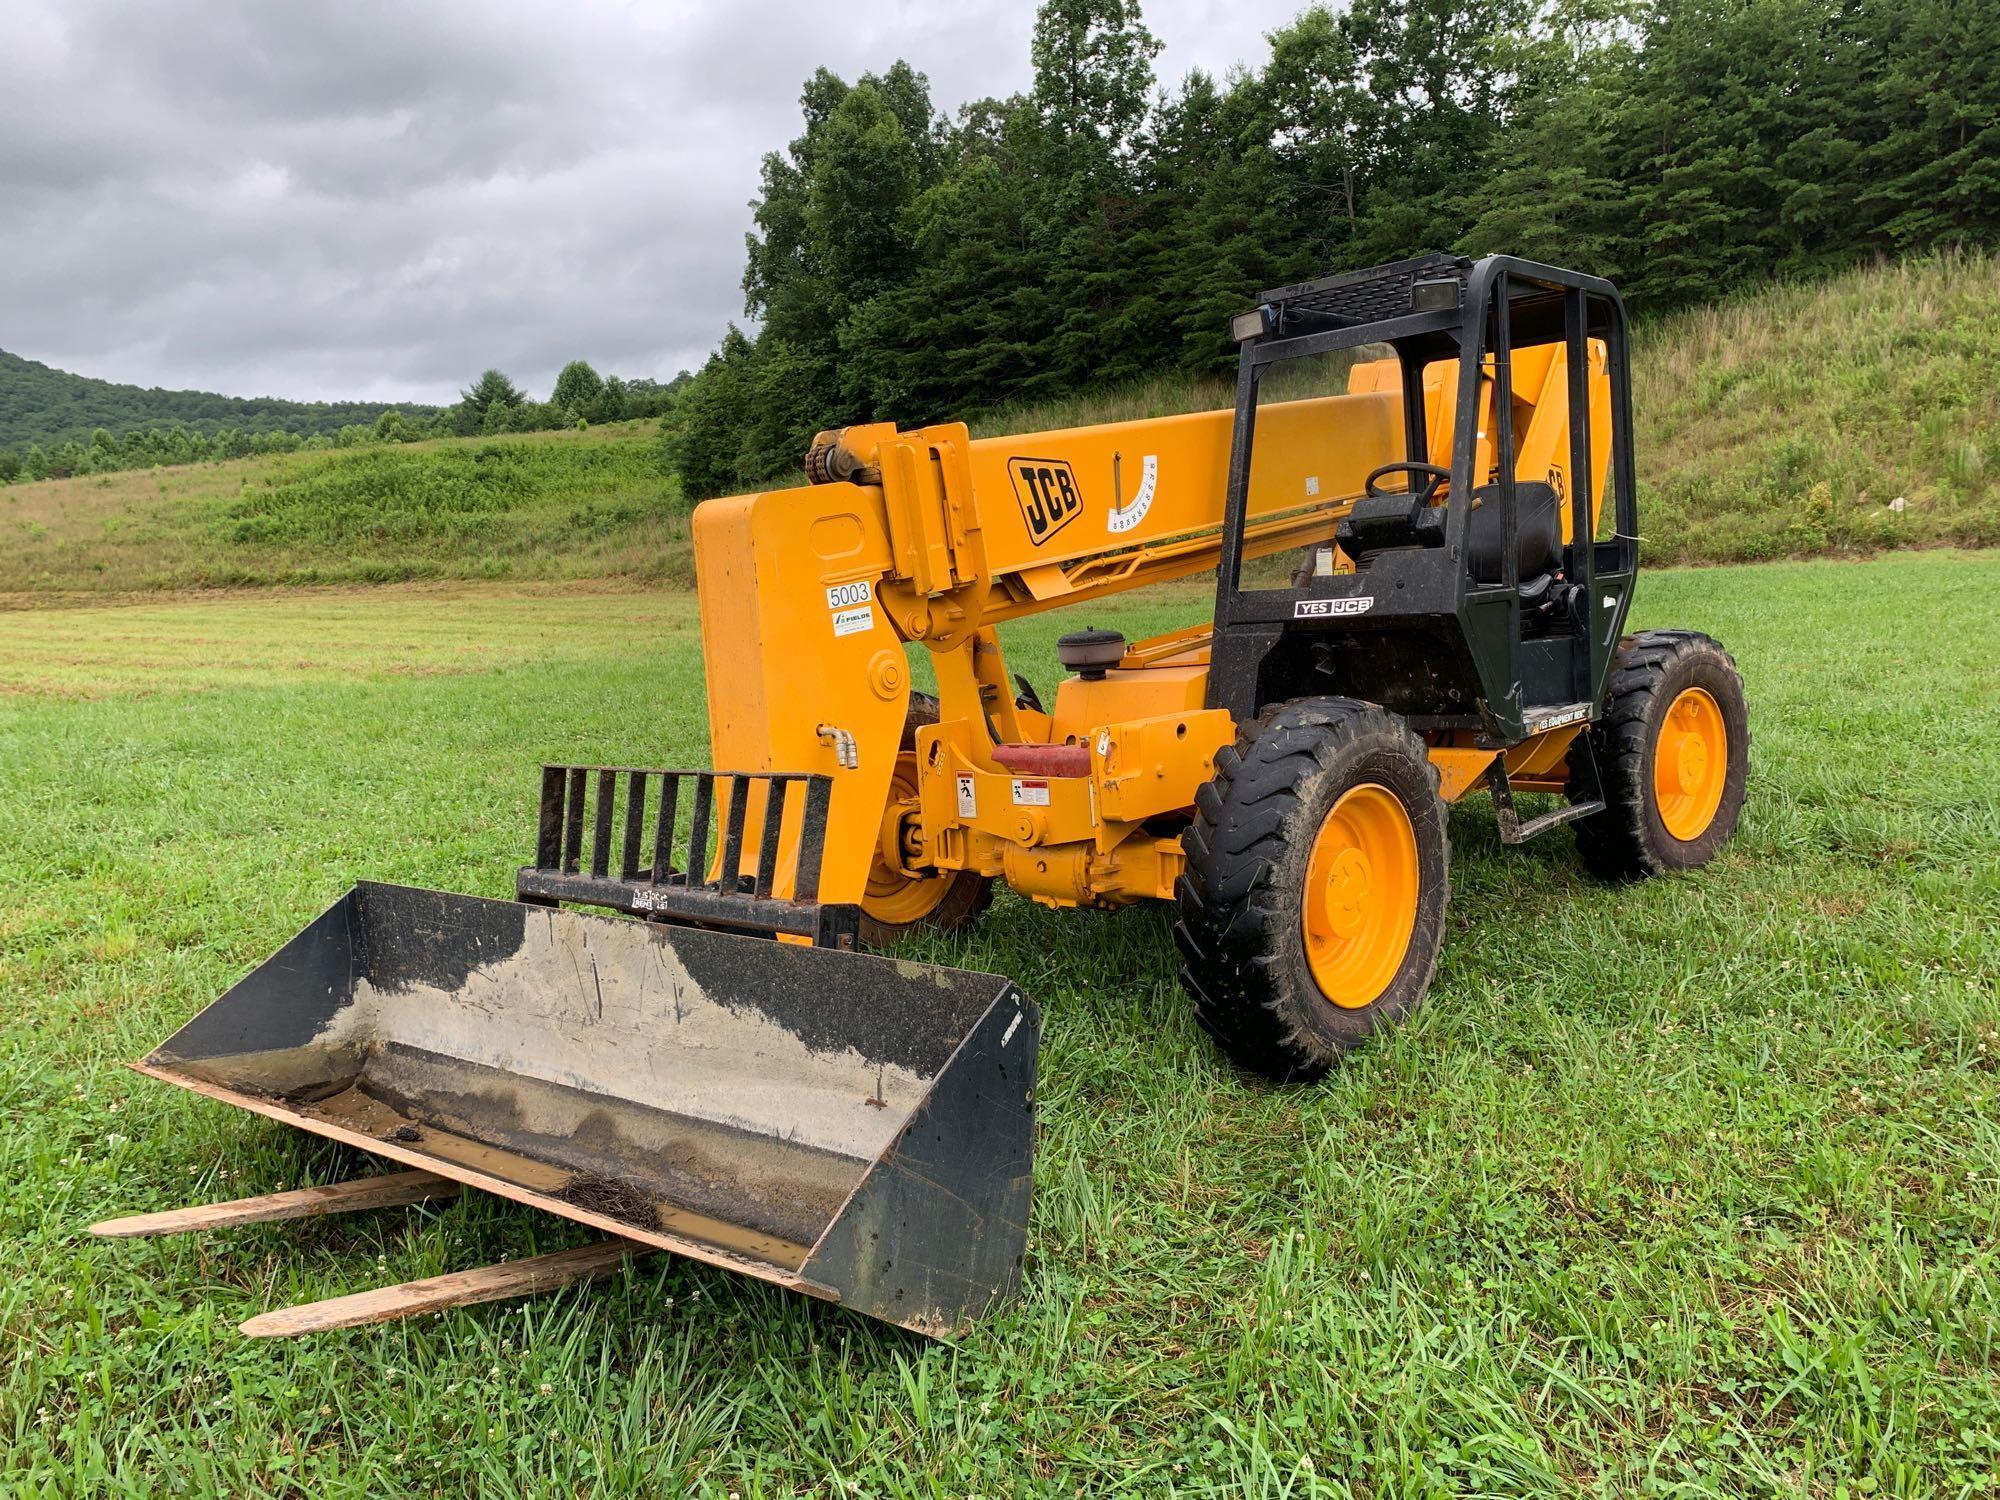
[110,255,1747,1336]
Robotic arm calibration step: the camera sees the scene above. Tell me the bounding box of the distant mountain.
[0,348,438,451]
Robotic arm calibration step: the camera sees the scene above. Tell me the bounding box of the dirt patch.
[555,1172,665,1230]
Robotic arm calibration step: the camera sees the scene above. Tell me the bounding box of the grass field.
[2,551,1997,1496]
[4,253,1996,598]
[0,421,682,595]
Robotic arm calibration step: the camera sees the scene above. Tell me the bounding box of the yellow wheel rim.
[1654,687,1728,841]
[1301,783,1419,1009]
[862,750,952,928]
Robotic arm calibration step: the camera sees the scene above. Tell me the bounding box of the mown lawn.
[1,551,1996,1497]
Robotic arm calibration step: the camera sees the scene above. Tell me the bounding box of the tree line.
[0,359,682,485]
[447,363,684,438]
[0,347,434,454]
[666,0,1999,500]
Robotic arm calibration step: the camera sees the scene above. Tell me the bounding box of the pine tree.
[839,118,1058,422]
[1152,71,1315,374]
[1028,0,1162,390]
[1265,5,1375,260]
[665,329,759,499]
[458,369,525,435]
[1853,0,2000,251]
[663,0,1996,490]
[1453,27,1626,273]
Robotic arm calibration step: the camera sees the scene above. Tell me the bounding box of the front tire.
[1175,699,1450,1081]
[858,693,994,949]
[1570,630,1750,881]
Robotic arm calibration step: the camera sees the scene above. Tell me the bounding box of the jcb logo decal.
[1008,457,1083,546]
[1294,596,1375,618]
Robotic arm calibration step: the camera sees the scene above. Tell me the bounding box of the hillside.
[1636,251,2000,560]
[1,421,681,594]
[0,348,437,451]
[665,0,2000,500]
[964,250,2000,564]
[1,253,1993,596]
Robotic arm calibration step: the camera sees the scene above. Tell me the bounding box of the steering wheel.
[1364,461,1451,504]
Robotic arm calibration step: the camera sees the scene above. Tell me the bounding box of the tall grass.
[974,251,2000,564]
[967,371,1236,440]
[0,421,687,594]
[1635,249,2000,560]
[205,433,681,583]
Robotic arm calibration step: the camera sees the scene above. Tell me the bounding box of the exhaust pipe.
[136,882,1037,1336]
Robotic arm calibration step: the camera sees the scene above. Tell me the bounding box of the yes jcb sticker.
[1007,457,1084,546]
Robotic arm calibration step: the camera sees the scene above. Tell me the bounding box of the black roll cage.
[1207,254,1641,739]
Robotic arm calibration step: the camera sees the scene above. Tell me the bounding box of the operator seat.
[1337,481,1563,597]
[1464,481,1563,589]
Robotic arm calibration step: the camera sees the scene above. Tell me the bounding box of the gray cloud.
[3,0,1305,404]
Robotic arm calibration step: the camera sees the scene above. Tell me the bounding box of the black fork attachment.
[517,764,860,948]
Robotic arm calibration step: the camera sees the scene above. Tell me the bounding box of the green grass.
[0,421,684,594]
[6,254,1997,598]
[2,553,1997,1496]
[1638,251,2000,561]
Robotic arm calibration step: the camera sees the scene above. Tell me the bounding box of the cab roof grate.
[1260,253,1470,333]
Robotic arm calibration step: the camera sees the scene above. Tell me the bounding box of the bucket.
[137,882,1037,1336]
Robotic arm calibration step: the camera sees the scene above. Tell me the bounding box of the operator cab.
[1210,254,1640,744]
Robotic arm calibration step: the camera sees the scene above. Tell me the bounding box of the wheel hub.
[1674,727,1708,794]
[864,753,952,924]
[1322,848,1373,937]
[1301,783,1419,1009]
[1654,687,1728,841]
[895,808,926,868]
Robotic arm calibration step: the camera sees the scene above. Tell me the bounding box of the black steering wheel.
[1364,461,1451,504]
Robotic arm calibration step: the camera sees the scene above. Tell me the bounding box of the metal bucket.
[137,882,1037,1336]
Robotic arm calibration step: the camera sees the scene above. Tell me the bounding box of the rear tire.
[1570,630,1750,881]
[1175,699,1450,1081]
[858,693,994,949]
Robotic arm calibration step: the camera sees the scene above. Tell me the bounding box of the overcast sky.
[3,1,1311,406]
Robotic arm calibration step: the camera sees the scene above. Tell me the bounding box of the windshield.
[1231,342,1404,592]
